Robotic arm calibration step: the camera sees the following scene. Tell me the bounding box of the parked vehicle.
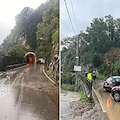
[103,76,120,92]
[111,86,120,102]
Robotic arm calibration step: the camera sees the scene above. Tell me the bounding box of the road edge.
[92,89,110,120]
[93,87,107,112]
[42,65,56,85]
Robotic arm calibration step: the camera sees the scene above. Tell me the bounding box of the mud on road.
[0,64,59,120]
[61,89,108,120]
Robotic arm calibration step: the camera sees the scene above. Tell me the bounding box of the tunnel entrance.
[25,52,36,64]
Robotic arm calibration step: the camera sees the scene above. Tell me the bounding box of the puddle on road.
[100,88,120,120]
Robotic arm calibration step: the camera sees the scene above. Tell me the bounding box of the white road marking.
[42,66,56,85]
[93,87,107,112]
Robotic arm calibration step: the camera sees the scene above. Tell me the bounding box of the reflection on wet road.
[97,84,120,120]
[0,64,59,120]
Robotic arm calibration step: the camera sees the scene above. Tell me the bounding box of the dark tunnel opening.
[26,54,35,64]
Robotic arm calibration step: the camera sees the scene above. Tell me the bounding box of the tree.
[61,15,120,78]
[36,0,59,64]
[104,47,120,74]
[7,44,26,65]
[86,17,108,53]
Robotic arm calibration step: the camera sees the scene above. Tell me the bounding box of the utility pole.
[75,36,79,92]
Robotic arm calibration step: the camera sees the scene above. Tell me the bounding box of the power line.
[64,0,76,35]
[70,0,78,33]
[61,49,71,63]
[63,0,80,91]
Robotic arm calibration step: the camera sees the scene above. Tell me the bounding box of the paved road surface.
[0,64,59,120]
[94,81,120,120]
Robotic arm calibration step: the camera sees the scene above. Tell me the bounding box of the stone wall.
[49,43,59,84]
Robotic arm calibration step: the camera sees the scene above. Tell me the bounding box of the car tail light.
[112,86,117,90]
[108,82,112,85]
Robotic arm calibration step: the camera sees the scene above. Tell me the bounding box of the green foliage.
[97,74,107,79]
[113,61,120,75]
[52,29,58,44]
[0,43,26,71]
[26,24,37,49]
[61,72,75,84]
[36,0,59,64]
[61,15,120,80]
[61,84,74,91]
[46,70,54,79]
[92,53,103,67]
[78,90,88,102]
[7,44,26,65]
[104,47,120,74]
[61,47,76,73]
[0,0,59,71]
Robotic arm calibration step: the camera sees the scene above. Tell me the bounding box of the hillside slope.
[0,0,59,83]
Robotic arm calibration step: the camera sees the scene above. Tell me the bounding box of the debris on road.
[61,90,107,120]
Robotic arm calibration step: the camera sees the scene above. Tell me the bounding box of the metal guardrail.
[6,63,27,70]
[79,75,93,100]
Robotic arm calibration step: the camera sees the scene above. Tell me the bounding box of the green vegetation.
[97,74,107,79]
[36,0,59,64]
[61,72,75,84]
[78,90,88,102]
[61,84,74,91]
[61,15,120,84]
[46,70,54,79]
[0,0,59,71]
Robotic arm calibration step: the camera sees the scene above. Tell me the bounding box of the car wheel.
[105,88,110,92]
[114,92,120,102]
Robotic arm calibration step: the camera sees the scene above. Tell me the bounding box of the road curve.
[0,64,59,120]
[94,81,120,120]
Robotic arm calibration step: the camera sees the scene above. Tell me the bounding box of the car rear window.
[115,78,120,82]
[106,77,112,82]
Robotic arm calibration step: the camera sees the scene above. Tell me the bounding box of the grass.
[78,89,88,102]
[44,64,54,80]
[61,84,74,91]
[46,70,54,79]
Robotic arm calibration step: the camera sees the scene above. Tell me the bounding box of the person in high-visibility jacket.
[87,73,92,82]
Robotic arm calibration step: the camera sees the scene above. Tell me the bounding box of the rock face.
[19,36,30,49]
[49,43,59,84]
[18,35,59,84]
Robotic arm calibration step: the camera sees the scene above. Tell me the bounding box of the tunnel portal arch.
[25,52,36,64]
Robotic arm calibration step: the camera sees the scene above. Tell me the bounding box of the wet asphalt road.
[0,64,59,120]
[95,81,120,120]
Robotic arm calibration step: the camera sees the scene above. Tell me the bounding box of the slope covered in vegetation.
[0,0,59,82]
[61,15,120,84]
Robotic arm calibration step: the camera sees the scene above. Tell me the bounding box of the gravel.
[61,90,108,120]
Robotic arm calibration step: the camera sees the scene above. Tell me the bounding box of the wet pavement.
[94,79,120,120]
[0,64,59,120]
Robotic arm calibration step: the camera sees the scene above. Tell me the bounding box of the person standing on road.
[87,73,92,82]
[85,72,88,77]
[87,72,93,100]
[92,70,96,84]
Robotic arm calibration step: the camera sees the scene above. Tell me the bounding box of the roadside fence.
[79,74,93,101]
[6,63,27,70]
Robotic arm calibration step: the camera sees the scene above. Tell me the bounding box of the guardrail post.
[80,74,93,102]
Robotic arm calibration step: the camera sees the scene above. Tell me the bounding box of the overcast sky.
[60,0,120,40]
[0,0,46,45]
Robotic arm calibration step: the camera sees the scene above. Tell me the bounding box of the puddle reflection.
[107,97,111,111]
